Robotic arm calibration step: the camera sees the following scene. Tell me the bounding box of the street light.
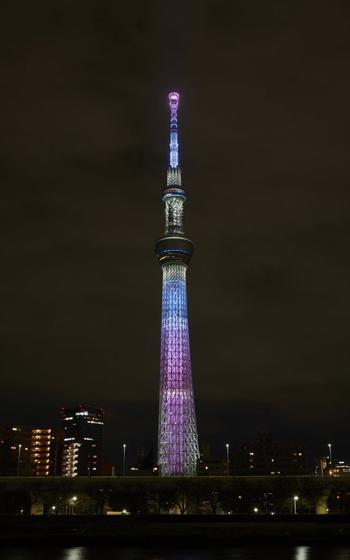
[293,495,299,515]
[17,444,22,476]
[328,443,333,467]
[69,496,78,515]
[122,443,127,476]
[225,443,230,476]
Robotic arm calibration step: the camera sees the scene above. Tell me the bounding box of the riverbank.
[1,515,350,546]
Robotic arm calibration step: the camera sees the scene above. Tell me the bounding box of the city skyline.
[1,1,350,462]
[0,412,342,477]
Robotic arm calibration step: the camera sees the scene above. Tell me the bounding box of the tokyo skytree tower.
[155,92,200,476]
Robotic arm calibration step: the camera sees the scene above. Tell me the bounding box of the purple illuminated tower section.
[155,92,200,476]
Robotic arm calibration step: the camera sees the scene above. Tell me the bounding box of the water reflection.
[63,548,86,560]
[5,546,350,560]
[294,547,309,560]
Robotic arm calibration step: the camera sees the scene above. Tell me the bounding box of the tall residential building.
[155,92,200,476]
[61,405,104,477]
[0,425,60,476]
[31,428,61,476]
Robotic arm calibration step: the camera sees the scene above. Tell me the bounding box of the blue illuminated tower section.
[155,92,200,476]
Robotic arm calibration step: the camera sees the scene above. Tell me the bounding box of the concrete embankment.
[1,515,350,546]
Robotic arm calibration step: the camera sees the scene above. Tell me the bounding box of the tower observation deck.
[155,92,200,476]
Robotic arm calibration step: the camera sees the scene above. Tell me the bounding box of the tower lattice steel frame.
[155,92,200,476]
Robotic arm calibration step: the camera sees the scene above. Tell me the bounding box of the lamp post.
[293,495,299,515]
[225,443,230,475]
[70,496,77,515]
[16,444,22,476]
[122,443,126,476]
[328,443,333,467]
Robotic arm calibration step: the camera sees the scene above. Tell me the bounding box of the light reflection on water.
[49,547,350,560]
[63,548,86,560]
[294,547,310,560]
[3,547,350,560]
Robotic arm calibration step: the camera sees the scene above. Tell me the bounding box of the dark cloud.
[0,0,350,461]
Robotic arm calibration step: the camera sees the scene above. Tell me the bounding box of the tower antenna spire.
[169,92,180,168]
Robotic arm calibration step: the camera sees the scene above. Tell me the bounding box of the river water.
[1,547,350,560]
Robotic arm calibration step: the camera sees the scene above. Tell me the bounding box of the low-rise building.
[234,432,307,476]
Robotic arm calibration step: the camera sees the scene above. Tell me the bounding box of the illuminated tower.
[155,92,200,476]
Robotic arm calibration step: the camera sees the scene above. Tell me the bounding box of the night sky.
[1,1,350,464]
